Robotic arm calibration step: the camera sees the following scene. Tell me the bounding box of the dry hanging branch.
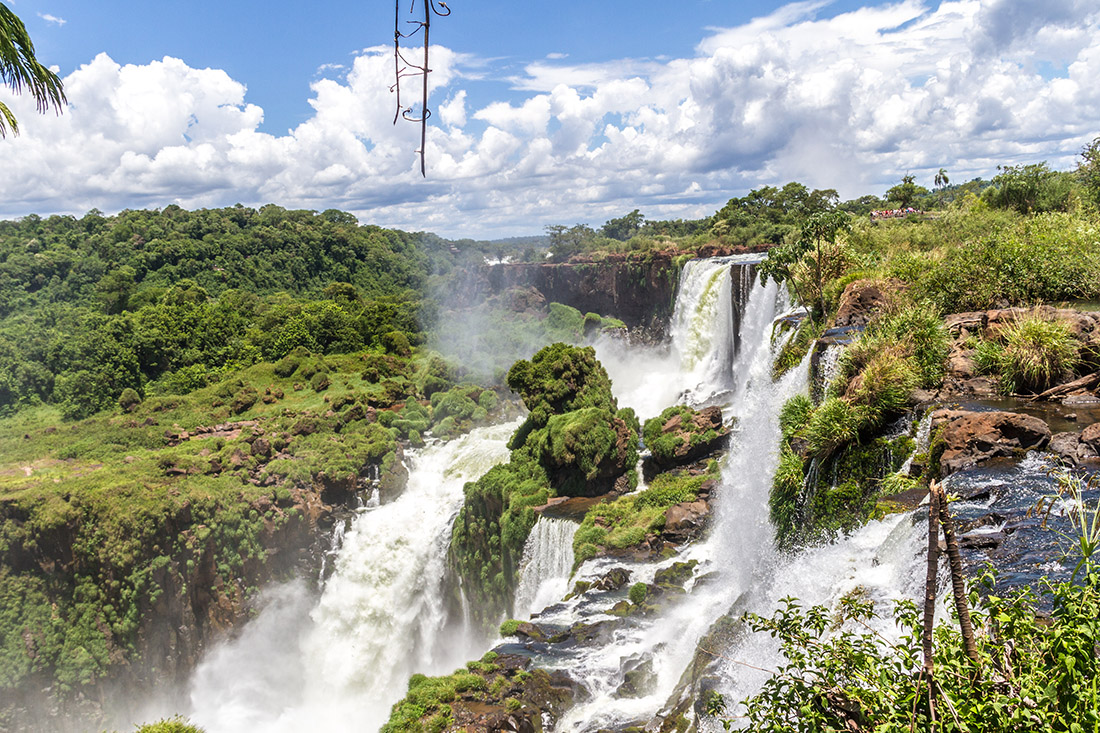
[391,0,451,177]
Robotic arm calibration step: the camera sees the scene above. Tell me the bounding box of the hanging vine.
[391,0,451,177]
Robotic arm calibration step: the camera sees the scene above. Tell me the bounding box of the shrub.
[382,330,412,357]
[310,371,331,392]
[778,394,813,442]
[118,387,142,412]
[628,582,648,606]
[802,398,865,458]
[720,571,1100,733]
[846,347,919,421]
[273,354,301,378]
[996,315,1080,393]
[135,717,205,733]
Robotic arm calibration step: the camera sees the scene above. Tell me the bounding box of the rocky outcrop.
[931,409,1052,475]
[937,306,1100,401]
[643,405,731,472]
[835,278,907,328]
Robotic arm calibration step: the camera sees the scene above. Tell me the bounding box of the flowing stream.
[183,255,937,732]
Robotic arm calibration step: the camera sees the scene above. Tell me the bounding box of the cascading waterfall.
[551,270,801,730]
[181,254,937,733]
[512,516,579,621]
[187,420,519,732]
[596,255,762,418]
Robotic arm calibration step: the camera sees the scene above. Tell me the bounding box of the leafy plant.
[710,570,1100,733]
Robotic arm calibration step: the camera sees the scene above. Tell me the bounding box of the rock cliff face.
[453,254,683,333]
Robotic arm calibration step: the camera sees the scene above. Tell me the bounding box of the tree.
[885,174,929,209]
[599,210,644,241]
[758,210,851,321]
[983,162,1074,214]
[0,2,66,137]
[934,167,949,189]
[1078,136,1100,209]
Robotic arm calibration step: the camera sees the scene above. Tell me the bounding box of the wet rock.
[654,560,697,589]
[591,567,631,592]
[931,409,1051,475]
[1050,432,1082,464]
[616,655,657,699]
[960,531,1006,551]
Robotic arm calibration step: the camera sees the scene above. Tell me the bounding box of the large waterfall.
[182,255,928,732]
[187,420,519,731]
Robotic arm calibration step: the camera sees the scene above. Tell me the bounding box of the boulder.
[1050,432,1082,464]
[834,279,906,328]
[663,500,710,543]
[931,409,1051,475]
[644,405,730,469]
[1081,423,1100,453]
[250,437,272,458]
[591,567,631,592]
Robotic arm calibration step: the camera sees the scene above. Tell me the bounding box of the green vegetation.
[641,405,725,466]
[975,314,1081,394]
[133,717,205,733]
[0,340,504,698]
[450,344,637,628]
[572,462,718,564]
[708,571,1100,733]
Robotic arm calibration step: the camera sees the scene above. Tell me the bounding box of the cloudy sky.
[1,0,1097,237]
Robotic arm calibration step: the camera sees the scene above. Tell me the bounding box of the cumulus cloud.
[1,1,1098,236]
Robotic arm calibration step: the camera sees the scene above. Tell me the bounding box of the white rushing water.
[513,516,579,621]
[187,420,519,732]
[183,253,931,733]
[596,255,762,419]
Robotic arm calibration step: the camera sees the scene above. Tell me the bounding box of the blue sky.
[1,0,1098,236]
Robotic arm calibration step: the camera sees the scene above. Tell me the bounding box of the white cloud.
[1,1,1099,236]
[37,12,66,26]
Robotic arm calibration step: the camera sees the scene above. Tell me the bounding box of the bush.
[803,397,865,458]
[628,582,648,606]
[996,315,1080,393]
[723,571,1100,733]
[135,717,205,733]
[382,330,412,357]
[310,371,331,392]
[118,387,142,412]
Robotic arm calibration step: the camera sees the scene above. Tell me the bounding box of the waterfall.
[187,420,519,732]
[551,271,806,730]
[596,255,763,418]
[512,516,579,620]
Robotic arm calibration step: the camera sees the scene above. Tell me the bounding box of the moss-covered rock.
[382,652,575,733]
[451,344,637,629]
[642,405,730,469]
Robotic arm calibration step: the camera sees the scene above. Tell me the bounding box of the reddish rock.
[663,500,710,542]
[835,278,906,328]
[1081,423,1100,453]
[931,409,1051,475]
